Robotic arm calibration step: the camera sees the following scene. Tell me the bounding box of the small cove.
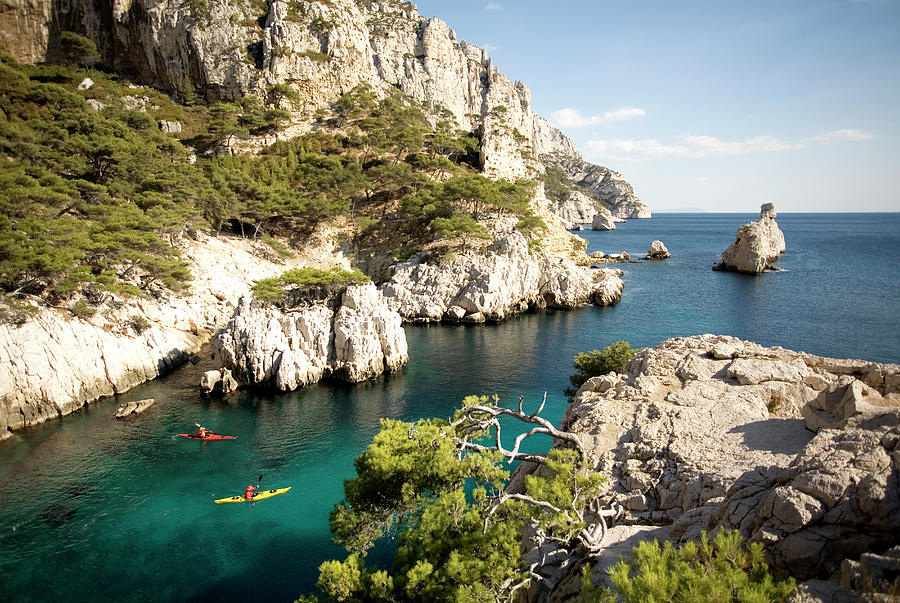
[2,212,899,601]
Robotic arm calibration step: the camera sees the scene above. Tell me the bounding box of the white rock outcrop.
[713,203,786,273]
[379,232,623,323]
[552,189,597,229]
[210,283,407,391]
[645,240,670,259]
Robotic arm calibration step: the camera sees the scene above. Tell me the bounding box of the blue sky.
[412,0,900,212]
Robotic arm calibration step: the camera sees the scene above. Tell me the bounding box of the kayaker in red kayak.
[196,426,210,438]
[244,484,258,500]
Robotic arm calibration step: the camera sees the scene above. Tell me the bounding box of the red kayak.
[176,433,236,440]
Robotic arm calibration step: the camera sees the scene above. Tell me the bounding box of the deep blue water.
[1,213,898,601]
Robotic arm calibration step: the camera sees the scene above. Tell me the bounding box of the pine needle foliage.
[305,395,612,603]
[579,529,796,602]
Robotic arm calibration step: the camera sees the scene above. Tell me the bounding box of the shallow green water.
[2,213,898,601]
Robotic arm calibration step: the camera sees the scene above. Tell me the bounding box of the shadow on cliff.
[728,418,813,456]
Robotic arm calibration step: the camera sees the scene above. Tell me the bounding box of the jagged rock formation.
[544,153,651,219]
[0,0,50,64]
[591,210,617,231]
[645,240,670,259]
[0,229,349,439]
[555,334,900,598]
[713,203,786,273]
[379,231,623,323]
[210,283,407,390]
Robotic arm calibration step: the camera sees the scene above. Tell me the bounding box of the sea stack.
[713,203,786,273]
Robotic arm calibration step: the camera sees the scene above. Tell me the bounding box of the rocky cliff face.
[713,203,786,273]
[0,229,351,440]
[556,334,900,598]
[3,0,648,209]
[379,230,624,323]
[210,283,407,391]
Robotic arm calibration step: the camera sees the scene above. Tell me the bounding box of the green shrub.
[70,300,97,318]
[127,314,151,334]
[566,341,637,399]
[252,267,369,304]
[579,529,796,602]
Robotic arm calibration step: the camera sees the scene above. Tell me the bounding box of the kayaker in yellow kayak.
[244,484,258,500]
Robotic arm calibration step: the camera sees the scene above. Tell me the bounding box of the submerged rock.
[115,398,155,418]
[209,283,407,391]
[713,203,786,273]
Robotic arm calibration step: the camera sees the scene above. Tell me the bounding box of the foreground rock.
[713,203,786,273]
[555,335,900,598]
[209,283,407,391]
[645,240,670,260]
[379,232,624,323]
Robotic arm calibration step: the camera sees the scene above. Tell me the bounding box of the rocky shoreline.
[534,334,900,600]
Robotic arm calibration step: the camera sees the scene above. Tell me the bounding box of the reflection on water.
[1,214,899,602]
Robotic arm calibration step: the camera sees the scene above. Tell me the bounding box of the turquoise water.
[1,213,898,601]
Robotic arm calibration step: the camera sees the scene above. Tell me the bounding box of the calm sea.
[1,213,898,601]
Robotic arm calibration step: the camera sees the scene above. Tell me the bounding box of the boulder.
[591,210,617,231]
[713,204,786,273]
[645,240,670,260]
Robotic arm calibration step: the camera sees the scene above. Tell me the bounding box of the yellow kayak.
[214,487,291,504]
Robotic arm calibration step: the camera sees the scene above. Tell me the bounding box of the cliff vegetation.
[0,50,541,323]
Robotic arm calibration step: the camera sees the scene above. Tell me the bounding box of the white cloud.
[583,135,802,162]
[482,43,497,52]
[810,128,874,142]
[549,107,647,128]
[484,2,503,11]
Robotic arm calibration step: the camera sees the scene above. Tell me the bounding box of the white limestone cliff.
[713,203,786,273]
[4,0,649,210]
[209,283,408,391]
